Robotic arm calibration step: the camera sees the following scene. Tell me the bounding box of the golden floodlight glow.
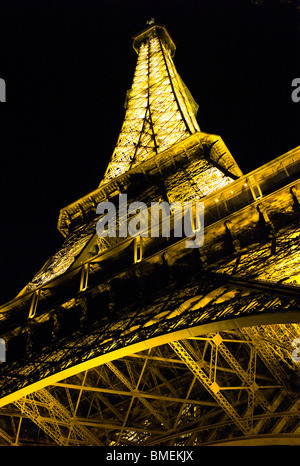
[100,27,200,184]
[0,21,299,447]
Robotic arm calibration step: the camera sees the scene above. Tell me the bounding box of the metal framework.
[0,22,299,446]
[0,324,299,445]
[101,25,200,183]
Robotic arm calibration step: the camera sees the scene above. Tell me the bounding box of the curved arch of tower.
[0,23,299,446]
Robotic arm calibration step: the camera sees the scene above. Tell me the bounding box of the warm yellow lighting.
[100,32,200,185]
[1,22,300,449]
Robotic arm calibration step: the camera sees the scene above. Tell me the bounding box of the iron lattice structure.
[0,23,300,446]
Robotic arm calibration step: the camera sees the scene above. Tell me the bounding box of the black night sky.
[0,0,299,304]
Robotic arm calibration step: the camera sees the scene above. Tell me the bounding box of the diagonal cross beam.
[14,388,102,446]
[106,361,168,428]
[169,340,250,435]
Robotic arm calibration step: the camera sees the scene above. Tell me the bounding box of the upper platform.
[132,23,176,56]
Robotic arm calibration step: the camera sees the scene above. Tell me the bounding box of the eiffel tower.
[0,22,300,446]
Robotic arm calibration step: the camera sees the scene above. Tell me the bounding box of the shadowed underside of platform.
[0,218,300,445]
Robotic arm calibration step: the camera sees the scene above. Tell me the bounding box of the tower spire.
[100,23,200,185]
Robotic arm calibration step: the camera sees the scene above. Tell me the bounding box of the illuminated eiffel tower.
[0,22,300,446]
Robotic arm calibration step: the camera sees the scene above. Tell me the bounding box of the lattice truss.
[0,324,299,446]
[101,31,200,183]
[1,24,299,446]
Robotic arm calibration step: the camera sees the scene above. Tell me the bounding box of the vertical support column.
[247,174,263,201]
[28,289,40,319]
[134,236,143,263]
[79,263,89,292]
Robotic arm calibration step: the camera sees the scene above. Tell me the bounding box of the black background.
[0,0,299,303]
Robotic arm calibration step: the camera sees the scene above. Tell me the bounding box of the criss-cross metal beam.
[14,388,102,446]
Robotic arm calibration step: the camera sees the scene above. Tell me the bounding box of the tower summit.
[100,22,241,186]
